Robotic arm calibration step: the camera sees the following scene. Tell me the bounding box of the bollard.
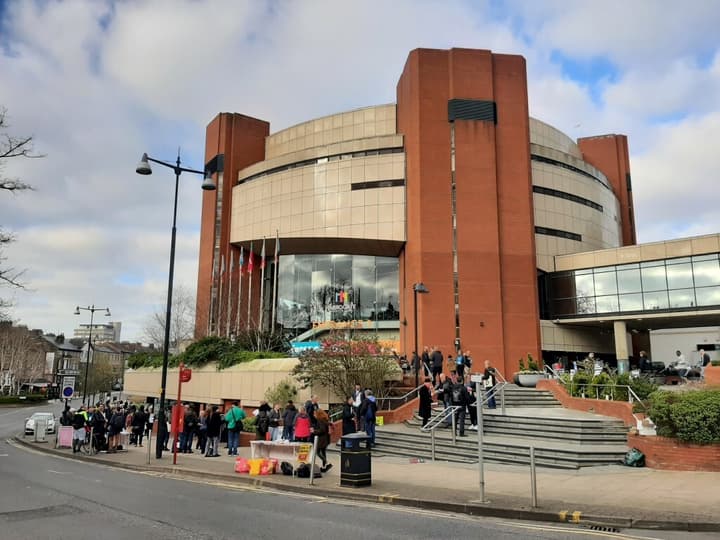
[530,446,537,508]
[147,431,152,465]
[309,435,319,485]
[476,380,486,503]
[501,384,506,416]
[451,409,456,445]
[431,429,436,461]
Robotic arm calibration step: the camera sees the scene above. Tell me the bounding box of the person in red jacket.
[293,409,312,442]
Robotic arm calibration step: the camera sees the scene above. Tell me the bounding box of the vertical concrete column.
[613,321,629,374]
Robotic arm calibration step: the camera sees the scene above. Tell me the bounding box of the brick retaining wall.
[627,434,720,471]
[536,379,636,426]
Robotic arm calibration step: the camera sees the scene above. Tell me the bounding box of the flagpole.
[226,251,234,339]
[207,258,217,336]
[247,242,254,330]
[235,246,244,334]
[217,254,225,337]
[271,230,279,333]
[259,238,267,331]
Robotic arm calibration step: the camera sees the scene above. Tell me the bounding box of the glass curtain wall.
[548,254,720,317]
[277,254,399,335]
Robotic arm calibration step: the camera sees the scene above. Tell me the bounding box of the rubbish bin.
[340,433,372,487]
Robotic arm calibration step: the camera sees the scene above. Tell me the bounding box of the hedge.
[648,389,720,445]
[0,394,48,404]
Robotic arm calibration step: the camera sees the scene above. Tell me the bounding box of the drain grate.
[585,524,621,533]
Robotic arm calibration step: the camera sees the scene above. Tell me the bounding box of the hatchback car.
[24,412,56,435]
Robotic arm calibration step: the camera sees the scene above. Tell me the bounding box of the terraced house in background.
[194,47,720,379]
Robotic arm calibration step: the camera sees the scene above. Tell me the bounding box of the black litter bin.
[340,433,372,487]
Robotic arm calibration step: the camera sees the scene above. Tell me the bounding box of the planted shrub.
[648,389,720,444]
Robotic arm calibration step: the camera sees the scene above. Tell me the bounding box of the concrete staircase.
[364,386,630,469]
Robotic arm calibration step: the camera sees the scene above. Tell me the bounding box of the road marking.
[500,521,665,540]
[48,470,71,475]
[0,453,8,457]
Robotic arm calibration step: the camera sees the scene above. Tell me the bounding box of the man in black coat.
[431,347,444,385]
[418,378,433,427]
[205,406,222,457]
[342,396,356,435]
[450,376,469,436]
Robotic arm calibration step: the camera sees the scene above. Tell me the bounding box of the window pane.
[593,271,617,295]
[666,263,694,289]
[574,273,595,298]
[619,293,643,312]
[693,259,720,287]
[643,291,669,310]
[696,286,720,307]
[669,289,696,309]
[576,296,596,314]
[692,254,718,262]
[617,268,641,293]
[641,265,667,292]
[595,295,619,313]
[666,257,691,265]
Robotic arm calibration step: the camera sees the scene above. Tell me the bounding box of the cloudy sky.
[1,0,719,342]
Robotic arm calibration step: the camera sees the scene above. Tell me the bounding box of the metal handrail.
[543,364,561,379]
[474,380,507,415]
[377,383,425,411]
[420,405,461,460]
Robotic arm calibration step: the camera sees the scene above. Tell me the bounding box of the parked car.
[25,412,56,435]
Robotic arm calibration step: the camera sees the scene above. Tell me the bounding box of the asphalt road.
[0,401,714,540]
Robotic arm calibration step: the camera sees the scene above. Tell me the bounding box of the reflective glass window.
[640,260,664,268]
[668,289,696,308]
[617,268,641,294]
[576,295,596,314]
[593,271,617,296]
[666,263,694,289]
[666,257,691,265]
[643,291,669,310]
[692,254,718,262]
[696,286,720,307]
[595,295,619,313]
[618,293,643,312]
[692,259,720,287]
[574,273,595,298]
[641,265,667,292]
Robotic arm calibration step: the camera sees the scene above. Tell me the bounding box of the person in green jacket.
[225,401,246,456]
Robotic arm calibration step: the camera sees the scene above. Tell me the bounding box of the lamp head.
[135,153,152,175]
[201,171,216,191]
[74,306,80,315]
[414,282,429,294]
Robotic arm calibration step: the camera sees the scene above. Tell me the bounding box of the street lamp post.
[412,282,429,387]
[135,152,215,459]
[74,305,111,406]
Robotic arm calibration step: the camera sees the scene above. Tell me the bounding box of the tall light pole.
[135,152,216,459]
[413,282,429,387]
[74,305,111,406]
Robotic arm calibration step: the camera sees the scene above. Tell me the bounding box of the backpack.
[365,402,375,421]
[280,461,294,476]
[258,414,270,432]
[112,413,124,430]
[296,463,321,478]
[451,385,463,403]
[624,448,645,467]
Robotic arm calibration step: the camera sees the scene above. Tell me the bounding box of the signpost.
[172,364,192,465]
[470,374,486,503]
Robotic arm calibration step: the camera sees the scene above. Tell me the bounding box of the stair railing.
[543,364,561,379]
[377,383,426,411]
[420,405,461,461]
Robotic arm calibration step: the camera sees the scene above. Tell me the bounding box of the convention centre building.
[194,47,720,378]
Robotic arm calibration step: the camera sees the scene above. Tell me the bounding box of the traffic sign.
[61,376,75,398]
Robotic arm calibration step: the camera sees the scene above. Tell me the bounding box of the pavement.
[13,430,720,533]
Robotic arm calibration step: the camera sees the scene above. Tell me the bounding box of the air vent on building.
[448,99,497,123]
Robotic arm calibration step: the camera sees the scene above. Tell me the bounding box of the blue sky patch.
[551,50,619,105]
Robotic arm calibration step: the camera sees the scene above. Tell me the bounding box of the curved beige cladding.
[265,104,397,159]
[530,118,584,159]
[231,148,406,248]
[530,118,623,271]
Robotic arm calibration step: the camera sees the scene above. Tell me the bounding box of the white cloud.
[0,0,718,340]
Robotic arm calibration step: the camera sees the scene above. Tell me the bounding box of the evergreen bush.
[648,389,720,444]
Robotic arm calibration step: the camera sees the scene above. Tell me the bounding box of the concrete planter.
[515,372,545,387]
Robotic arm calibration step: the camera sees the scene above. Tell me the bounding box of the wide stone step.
[366,430,626,469]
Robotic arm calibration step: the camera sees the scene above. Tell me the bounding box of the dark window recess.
[448,99,497,123]
[350,179,405,191]
[533,185,603,212]
[205,154,225,175]
[535,226,582,242]
[237,147,403,185]
[626,172,632,191]
[531,154,610,190]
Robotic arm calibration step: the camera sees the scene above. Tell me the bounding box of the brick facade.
[627,434,720,472]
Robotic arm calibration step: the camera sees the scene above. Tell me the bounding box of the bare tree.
[142,284,196,351]
[0,323,45,395]
[1,107,42,315]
